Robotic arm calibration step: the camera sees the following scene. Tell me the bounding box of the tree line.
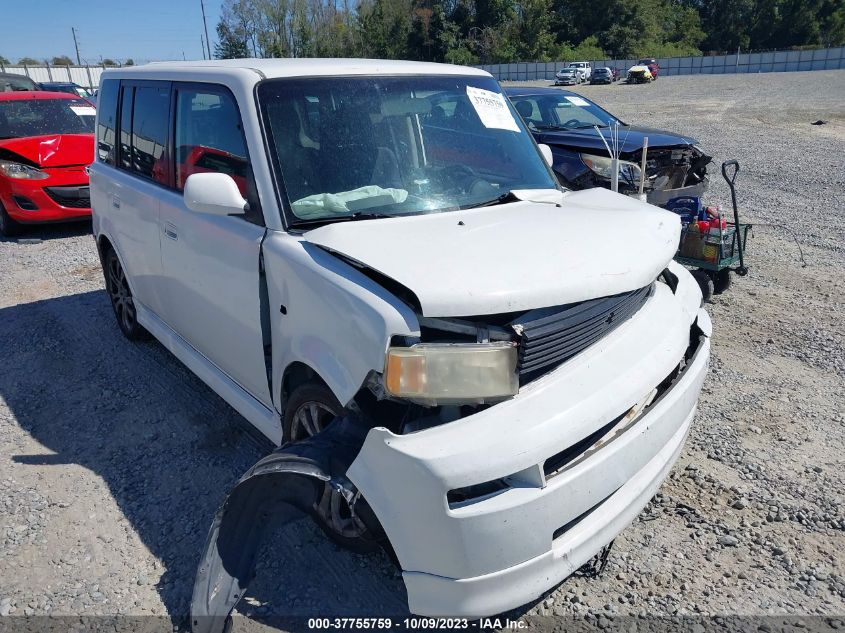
[0,56,135,67]
[213,0,845,64]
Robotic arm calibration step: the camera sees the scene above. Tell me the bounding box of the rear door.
[102,80,171,316]
[157,82,272,408]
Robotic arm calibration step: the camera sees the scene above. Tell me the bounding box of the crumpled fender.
[191,415,374,633]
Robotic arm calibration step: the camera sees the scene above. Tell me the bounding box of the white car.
[569,61,592,80]
[89,59,710,629]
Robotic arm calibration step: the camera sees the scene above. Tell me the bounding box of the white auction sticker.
[466,86,520,132]
[565,96,590,107]
[70,106,96,116]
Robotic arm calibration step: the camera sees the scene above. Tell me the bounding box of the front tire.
[283,382,377,552]
[103,248,148,340]
[0,202,22,237]
[691,269,714,302]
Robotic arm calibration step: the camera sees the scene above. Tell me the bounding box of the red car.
[0,91,95,236]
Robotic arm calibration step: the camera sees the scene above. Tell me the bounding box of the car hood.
[537,125,697,155]
[0,134,94,168]
[303,187,680,317]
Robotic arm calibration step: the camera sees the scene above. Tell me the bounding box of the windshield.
[257,75,556,225]
[0,98,95,138]
[509,93,622,131]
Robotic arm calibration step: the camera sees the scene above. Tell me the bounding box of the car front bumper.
[1,168,91,224]
[348,279,709,617]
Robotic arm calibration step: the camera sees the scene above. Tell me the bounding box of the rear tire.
[103,248,149,340]
[691,269,714,302]
[0,203,23,237]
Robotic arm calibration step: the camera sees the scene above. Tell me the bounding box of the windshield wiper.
[288,211,396,230]
[460,191,520,209]
[534,124,567,131]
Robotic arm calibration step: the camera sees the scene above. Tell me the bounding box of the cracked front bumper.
[348,281,709,617]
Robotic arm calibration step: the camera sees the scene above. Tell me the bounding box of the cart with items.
[669,160,751,301]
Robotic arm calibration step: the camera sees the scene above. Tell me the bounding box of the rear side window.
[130,85,170,184]
[96,80,119,164]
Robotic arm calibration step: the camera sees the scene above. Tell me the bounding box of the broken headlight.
[580,153,641,184]
[384,342,518,405]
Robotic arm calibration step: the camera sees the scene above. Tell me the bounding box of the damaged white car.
[88,59,711,630]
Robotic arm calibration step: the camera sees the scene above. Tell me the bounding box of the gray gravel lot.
[1,71,843,628]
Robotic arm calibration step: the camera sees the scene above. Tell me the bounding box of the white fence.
[0,65,106,90]
[478,46,845,81]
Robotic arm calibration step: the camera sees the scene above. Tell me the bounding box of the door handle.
[163,222,178,240]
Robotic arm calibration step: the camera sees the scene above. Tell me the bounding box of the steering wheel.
[561,118,582,128]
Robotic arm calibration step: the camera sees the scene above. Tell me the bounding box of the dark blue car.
[505,87,710,205]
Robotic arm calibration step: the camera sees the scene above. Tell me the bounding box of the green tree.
[0,55,9,65]
[512,0,556,60]
[102,59,118,67]
[215,20,250,58]
[51,55,75,65]
[18,57,39,65]
[124,58,135,66]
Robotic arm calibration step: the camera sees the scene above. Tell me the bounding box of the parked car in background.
[638,58,661,79]
[0,91,95,236]
[90,59,710,627]
[0,72,40,92]
[38,82,95,103]
[627,64,655,83]
[590,67,613,85]
[554,67,581,85]
[505,86,711,205]
[568,61,592,80]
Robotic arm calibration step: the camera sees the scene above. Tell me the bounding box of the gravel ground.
[1,71,843,629]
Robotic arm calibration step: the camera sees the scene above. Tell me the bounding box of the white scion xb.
[89,58,710,624]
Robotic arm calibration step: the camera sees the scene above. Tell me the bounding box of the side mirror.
[184,172,247,216]
[538,143,554,167]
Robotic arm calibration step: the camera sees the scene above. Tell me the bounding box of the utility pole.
[72,27,81,65]
[200,0,212,60]
[201,35,207,60]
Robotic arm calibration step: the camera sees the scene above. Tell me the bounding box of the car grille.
[513,284,653,382]
[44,186,90,209]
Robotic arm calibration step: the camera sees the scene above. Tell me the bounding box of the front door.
[158,83,272,408]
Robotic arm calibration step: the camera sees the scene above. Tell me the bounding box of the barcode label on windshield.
[466,86,520,132]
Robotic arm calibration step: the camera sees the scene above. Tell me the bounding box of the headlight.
[580,153,642,183]
[0,161,49,180]
[385,342,518,405]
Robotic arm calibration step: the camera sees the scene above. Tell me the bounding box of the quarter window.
[96,80,119,164]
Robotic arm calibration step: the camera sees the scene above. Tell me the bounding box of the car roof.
[0,91,82,102]
[504,86,579,99]
[102,58,490,82]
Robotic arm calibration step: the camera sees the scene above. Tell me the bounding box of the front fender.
[262,231,419,418]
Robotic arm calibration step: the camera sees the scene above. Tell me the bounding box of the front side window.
[174,88,249,192]
[0,98,94,139]
[258,75,556,227]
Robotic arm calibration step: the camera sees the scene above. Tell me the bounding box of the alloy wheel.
[289,398,370,542]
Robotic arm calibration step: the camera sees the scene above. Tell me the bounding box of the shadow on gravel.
[0,219,93,243]
[0,290,408,627]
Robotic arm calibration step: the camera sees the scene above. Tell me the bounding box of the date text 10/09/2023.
[307,618,528,630]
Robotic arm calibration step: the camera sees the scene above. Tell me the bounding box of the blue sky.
[4,0,225,65]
